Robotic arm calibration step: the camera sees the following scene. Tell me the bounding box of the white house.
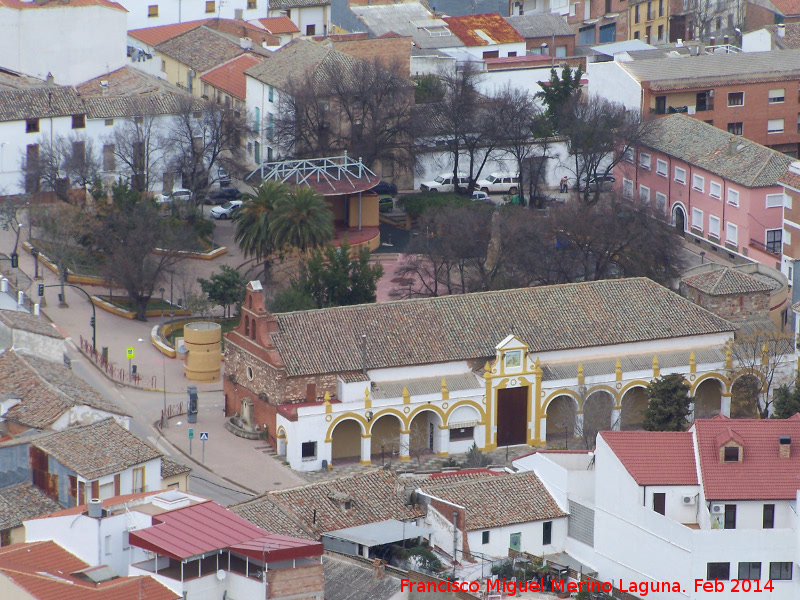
[0,309,65,363]
[519,417,800,599]
[0,0,127,86]
[441,13,528,61]
[114,0,268,30]
[267,0,331,38]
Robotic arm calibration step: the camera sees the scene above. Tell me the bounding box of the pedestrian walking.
[560,176,569,194]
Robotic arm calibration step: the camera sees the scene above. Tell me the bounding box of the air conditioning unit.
[682,495,696,505]
[711,504,724,514]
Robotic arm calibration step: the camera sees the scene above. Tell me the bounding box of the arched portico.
[730,373,761,418]
[582,390,614,448]
[408,409,444,459]
[330,418,363,462]
[369,413,405,461]
[693,378,723,419]
[620,386,649,430]
[545,394,578,446]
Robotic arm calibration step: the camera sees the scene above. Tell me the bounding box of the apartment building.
[629,0,670,44]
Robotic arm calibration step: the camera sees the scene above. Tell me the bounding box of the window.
[692,174,704,192]
[659,0,664,14]
[724,445,739,461]
[726,222,738,245]
[658,24,663,40]
[769,562,792,580]
[451,427,474,440]
[104,535,112,555]
[579,24,595,45]
[301,441,317,460]
[267,113,274,140]
[639,152,651,170]
[103,118,114,127]
[709,215,721,238]
[692,207,703,230]
[766,193,784,208]
[132,467,145,494]
[507,51,517,57]
[556,45,567,57]
[72,114,85,129]
[25,118,39,133]
[653,492,666,515]
[482,531,490,544]
[205,1,215,13]
[766,229,782,253]
[103,144,115,172]
[769,88,785,103]
[763,504,775,529]
[716,16,722,30]
[247,0,256,7]
[148,4,158,17]
[599,22,616,43]
[738,562,761,580]
[647,1,652,19]
[655,192,667,212]
[635,4,640,23]
[482,50,499,59]
[709,181,721,199]
[768,118,785,134]
[727,188,739,206]
[639,184,650,203]
[656,159,668,176]
[543,521,553,545]
[728,92,744,106]
[254,106,260,134]
[728,122,743,135]
[306,24,316,36]
[122,531,130,550]
[623,147,634,163]
[707,563,730,581]
[161,59,166,72]
[268,86,274,102]
[622,178,634,199]
[675,167,686,184]
[724,504,736,529]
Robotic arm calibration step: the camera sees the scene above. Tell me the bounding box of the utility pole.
[452,510,458,580]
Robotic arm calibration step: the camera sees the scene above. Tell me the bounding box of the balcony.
[750,238,780,257]
[696,102,714,111]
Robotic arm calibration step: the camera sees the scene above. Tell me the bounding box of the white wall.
[0,325,66,363]
[742,29,774,53]
[119,0,270,30]
[268,5,330,36]
[476,66,579,104]
[0,5,126,86]
[468,518,567,558]
[586,61,642,112]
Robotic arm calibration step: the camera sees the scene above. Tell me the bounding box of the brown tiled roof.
[695,415,800,500]
[0,87,84,123]
[420,471,565,530]
[682,268,774,295]
[0,69,48,92]
[764,23,800,49]
[232,470,422,539]
[160,457,191,479]
[264,278,735,378]
[201,54,263,101]
[0,483,61,530]
[33,419,160,480]
[771,0,800,16]
[601,431,699,486]
[0,541,179,600]
[155,26,245,74]
[257,16,301,34]
[505,14,575,38]
[0,310,63,339]
[0,0,126,10]
[640,114,792,188]
[128,19,211,46]
[779,169,800,191]
[204,18,280,47]
[0,351,127,429]
[245,38,348,90]
[443,13,525,46]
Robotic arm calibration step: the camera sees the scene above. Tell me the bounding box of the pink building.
[614,114,792,269]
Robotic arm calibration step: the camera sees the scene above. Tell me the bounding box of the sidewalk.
[158,395,306,494]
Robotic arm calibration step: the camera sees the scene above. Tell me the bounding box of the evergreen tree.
[643,373,692,431]
[198,265,247,318]
[773,384,800,419]
[535,65,583,131]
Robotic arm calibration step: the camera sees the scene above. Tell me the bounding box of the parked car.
[205,187,241,204]
[471,190,491,202]
[217,166,232,186]
[379,197,394,212]
[157,188,192,204]
[209,200,242,219]
[574,174,616,192]
[370,180,398,196]
[476,172,520,194]
[420,173,468,193]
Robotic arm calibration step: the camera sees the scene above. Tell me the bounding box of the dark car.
[574,174,616,192]
[205,187,241,205]
[370,181,398,196]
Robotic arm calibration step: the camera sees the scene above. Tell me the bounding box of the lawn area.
[169,318,239,342]
[31,239,106,277]
[96,295,178,311]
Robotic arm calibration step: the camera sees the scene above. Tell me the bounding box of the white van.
[476,172,520,194]
[420,172,469,192]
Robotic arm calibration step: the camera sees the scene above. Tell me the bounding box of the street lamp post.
[160,287,168,429]
[30,246,40,280]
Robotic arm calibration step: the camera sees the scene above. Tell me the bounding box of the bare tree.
[165,97,252,206]
[62,133,101,195]
[19,136,68,201]
[558,95,646,205]
[0,195,29,257]
[727,327,794,418]
[274,72,337,159]
[108,108,163,193]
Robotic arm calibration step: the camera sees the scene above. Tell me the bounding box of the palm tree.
[269,186,334,253]
[233,180,288,278]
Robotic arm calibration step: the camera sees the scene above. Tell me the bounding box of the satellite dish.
[216,569,226,581]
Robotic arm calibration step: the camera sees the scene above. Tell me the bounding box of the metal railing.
[247,151,376,192]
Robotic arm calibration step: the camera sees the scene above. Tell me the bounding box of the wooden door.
[497,387,528,446]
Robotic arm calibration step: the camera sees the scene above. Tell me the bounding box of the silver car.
[209,200,242,219]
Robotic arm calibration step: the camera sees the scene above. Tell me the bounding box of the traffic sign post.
[188,428,194,454]
[126,347,135,382]
[200,432,209,463]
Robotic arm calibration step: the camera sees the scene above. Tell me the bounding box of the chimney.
[88,498,103,518]
[778,24,786,38]
[709,36,715,46]
[234,7,243,20]
[780,436,791,458]
[727,137,737,154]
[240,37,253,50]
[46,72,54,86]
[723,35,729,45]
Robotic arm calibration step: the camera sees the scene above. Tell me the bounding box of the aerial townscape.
[4,0,800,599]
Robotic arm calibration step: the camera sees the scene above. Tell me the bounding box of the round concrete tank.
[183,321,222,382]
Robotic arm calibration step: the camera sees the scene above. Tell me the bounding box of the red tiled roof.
[779,170,800,191]
[601,431,699,486]
[129,500,321,561]
[694,415,800,500]
[771,0,800,16]
[0,541,178,600]
[128,19,211,46]
[0,0,126,11]
[443,13,524,46]
[256,16,300,34]
[200,54,262,101]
